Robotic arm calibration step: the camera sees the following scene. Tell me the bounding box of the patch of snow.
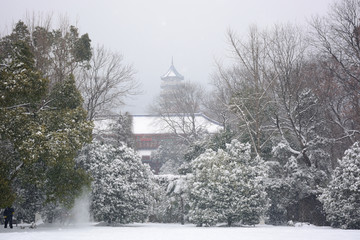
[132,114,223,134]
[0,223,359,240]
[137,149,153,156]
[93,114,223,135]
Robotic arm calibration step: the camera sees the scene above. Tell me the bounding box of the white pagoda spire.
[160,59,184,94]
[161,58,184,81]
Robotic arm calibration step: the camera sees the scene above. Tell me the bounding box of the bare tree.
[214,24,328,164]
[310,0,360,144]
[150,81,205,142]
[78,45,139,121]
[311,0,360,90]
[265,24,319,167]
[202,87,235,130]
[304,58,353,166]
[214,27,275,156]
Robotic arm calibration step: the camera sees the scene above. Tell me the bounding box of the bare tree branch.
[78,45,139,120]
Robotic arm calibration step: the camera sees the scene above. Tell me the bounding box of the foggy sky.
[0,0,333,114]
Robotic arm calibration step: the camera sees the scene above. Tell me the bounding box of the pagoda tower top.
[161,58,184,81]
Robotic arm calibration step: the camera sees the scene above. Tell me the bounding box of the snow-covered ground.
[0,223,359,240]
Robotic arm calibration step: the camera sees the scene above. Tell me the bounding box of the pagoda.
[160,59,184,94]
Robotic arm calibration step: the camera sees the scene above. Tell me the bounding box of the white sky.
[0,0,333,114]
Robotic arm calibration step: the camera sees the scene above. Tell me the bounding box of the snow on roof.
[161,62,184,80]
[132,114,223,134]
[93,113,223,135]
[137,149,153,156]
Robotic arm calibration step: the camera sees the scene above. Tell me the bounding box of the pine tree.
[188,140,268,226]
[109,112,134,148]
[188,149,222,226]
[77,142,155,224]
[151,175,190,224]
[37,74,92,205]
[0,21,92,215]
[0,21,48,208]
[266,140,329,225]
[11,73,92,218]
[320,142,360,229]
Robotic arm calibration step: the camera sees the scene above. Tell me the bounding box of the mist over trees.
[205,0,358,228]
[149,0,360,228]
[1,0,359,230]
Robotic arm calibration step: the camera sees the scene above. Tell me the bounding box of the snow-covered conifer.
[151,175,189,224]
[0,21,92,214]
[266,141,329,225]
[77,142,155,224]
[188,140,268,226]
[109,112,134,148]
[320,142,360,229]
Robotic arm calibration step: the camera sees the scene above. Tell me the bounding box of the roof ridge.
[161,59,184,80]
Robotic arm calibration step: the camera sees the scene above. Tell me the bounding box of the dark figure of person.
[3,206,14,228]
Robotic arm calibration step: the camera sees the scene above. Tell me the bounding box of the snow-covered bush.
[151,175,189,224]
[152,138,188,175]
[266,140,328,225]
[188,140,268,226]
[320,142,360,229]
[77,142,155,224]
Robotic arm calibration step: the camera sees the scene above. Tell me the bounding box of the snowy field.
[0,223,359,240]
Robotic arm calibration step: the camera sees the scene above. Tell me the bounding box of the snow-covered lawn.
[0,223,359,240]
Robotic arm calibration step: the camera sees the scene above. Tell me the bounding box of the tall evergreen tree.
[0,21,48,208]
[0,22,92,217]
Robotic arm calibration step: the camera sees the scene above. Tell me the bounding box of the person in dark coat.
[3,206,14,228]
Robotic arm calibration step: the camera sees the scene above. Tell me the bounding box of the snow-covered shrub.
[188,140,268,226]
[152,138,188,175]
[265,161,292,225]
[151,175,189,224]
[266,141,328,225]
[320,142,360,229]
[109,112,134,148]
[77,142,155,224]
